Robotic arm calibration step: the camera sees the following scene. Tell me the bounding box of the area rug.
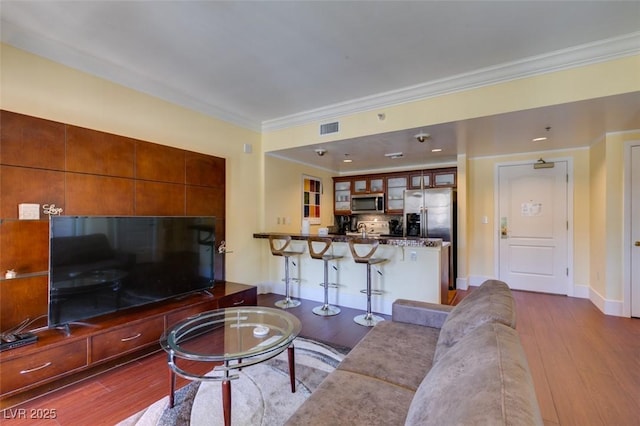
[117,338,348,426]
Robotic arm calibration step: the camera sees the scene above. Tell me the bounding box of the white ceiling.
[2,1,639,173]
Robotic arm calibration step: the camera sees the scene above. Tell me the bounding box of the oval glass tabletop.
[161,306,302,362]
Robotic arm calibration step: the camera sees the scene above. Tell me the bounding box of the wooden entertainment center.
[0,110,252,404]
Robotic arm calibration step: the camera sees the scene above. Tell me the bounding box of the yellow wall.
[0,43,265,285]
[467,148,590,289]
[604,131,640,301]
[264,155,335,233]
[590,137,607,297]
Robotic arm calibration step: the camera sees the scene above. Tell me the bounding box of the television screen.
[48,216,215,328]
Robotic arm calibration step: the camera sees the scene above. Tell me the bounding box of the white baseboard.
[589,287,625,317]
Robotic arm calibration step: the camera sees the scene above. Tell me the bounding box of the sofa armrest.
[392,299,454,329]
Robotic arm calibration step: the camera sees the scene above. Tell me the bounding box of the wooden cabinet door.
[386,175,407,214]
[0,340,87,395]
[334,178,351,214]
[433,168,457,187]
[91,316,164,363]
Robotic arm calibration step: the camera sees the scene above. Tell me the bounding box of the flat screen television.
[48,216,215,328]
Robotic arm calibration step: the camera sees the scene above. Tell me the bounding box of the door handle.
[635,241,640,247]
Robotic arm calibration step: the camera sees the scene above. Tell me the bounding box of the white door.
[631,145,640,317]
[498,161,569,294]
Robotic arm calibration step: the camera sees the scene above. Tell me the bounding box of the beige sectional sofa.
[286,279,543,425]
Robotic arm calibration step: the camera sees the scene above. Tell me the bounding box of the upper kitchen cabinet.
[334,178,351,214]
[432,168,457,187]
[386,174,407,214]
[408,168,457,189]
[352,176,385,194]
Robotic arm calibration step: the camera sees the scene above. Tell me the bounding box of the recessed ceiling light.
[431,148,442,153]
[532,137,548,142]
[384,152,404,159]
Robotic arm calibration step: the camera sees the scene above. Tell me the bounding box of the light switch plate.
[18,203,40,220]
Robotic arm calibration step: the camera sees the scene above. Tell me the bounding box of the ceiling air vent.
[319,121,339,135]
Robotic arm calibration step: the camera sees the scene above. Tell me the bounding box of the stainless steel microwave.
[351,193,385,213]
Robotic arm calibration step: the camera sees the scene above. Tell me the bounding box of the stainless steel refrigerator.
[403,187,457,289]
[403,187,456,240]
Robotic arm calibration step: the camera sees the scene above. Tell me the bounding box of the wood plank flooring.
[1,290,639,425]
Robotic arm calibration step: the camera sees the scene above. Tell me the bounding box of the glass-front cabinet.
[409,172,431,189]
[334,179,351,213]
[386,176,407,214]
[433,168,457,187]
[332,168,456,215]
[352,176,384,194]
[408,168,456,189]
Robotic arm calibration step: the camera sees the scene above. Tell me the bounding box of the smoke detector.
[415,132,430,143]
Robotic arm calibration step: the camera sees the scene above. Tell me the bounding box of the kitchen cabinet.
[433,168,457,187]
[408,168,457,189]
[334,179,352,214]
[332,168,456,215]
[386,175,407,214]
[352,176,385,194]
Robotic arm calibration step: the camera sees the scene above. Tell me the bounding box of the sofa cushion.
[286,370,415,426]
[337,320,440,391]
[433,279,516,363]
[405,322,543,426]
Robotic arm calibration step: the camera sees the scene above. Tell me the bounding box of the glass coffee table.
[161,306,302,426]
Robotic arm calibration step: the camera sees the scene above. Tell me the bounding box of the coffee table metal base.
[168,344,297,426]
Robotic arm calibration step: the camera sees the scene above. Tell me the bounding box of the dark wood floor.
[1,291,639,425]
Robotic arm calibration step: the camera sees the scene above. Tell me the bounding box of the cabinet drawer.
[0,340,87,395]
[91,316,164,362]
[167,305,212,329]
[218,288,257,308]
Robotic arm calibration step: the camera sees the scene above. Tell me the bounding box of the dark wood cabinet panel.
[0,110,66,170]
[66,125,135,177]
[135,181,185,216]
[0,340,87,395]
[186,185,224,217]
[0,220,49,274]
[135,141,185,184]
[0,275,48,332]
[90,316,164,363]
[217,287,257,308]
[65,173,135,215]
[186,152,225,187]
[0,166,65,219]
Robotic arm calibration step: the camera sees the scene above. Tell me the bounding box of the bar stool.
[348,237,387,326]
[307,237,342,316]
[268,235,303,309]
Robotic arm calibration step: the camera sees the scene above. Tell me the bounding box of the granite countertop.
[253,232,443,248]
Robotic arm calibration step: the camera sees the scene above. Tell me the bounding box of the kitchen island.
[253,233,451,315]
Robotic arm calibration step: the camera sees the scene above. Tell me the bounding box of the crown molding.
[262,31,640,132]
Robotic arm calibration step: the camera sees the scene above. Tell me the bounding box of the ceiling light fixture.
[533,126,552,142]
[343,154,353,163]
[314,148,327,156]
[384,152,404,159]
[415,132,430,143]
[431,148,442,153]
